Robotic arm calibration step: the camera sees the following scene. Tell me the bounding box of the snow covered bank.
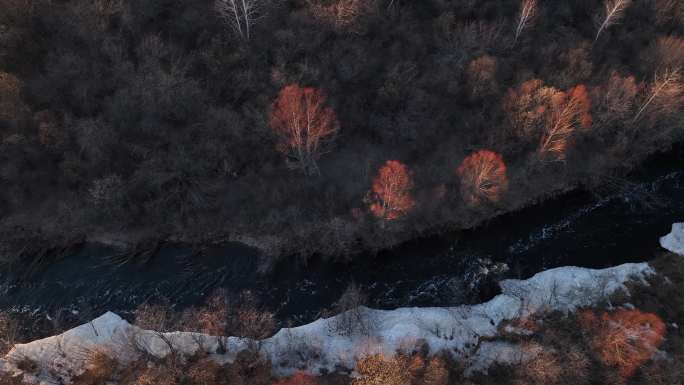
[661,223,684,255]
[0,262,653,384]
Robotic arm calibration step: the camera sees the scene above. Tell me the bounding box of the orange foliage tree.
[580,309,666,379]
[503,79,554,139]
[456,150,508,206]
[538,84,592,161]
[270,84,339,175]
[368,160,415,221]
[504,80,592,161]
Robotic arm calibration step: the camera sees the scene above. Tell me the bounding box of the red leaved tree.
[368,160,415,221]
[580,309,666,379]
[457,150,508,207]
[270,84,339,175]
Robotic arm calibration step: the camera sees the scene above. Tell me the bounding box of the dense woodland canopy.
[0,0,682,257]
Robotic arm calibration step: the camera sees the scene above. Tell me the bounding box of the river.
[1,146,683,328]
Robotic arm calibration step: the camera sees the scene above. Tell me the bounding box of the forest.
[0,0,683,258]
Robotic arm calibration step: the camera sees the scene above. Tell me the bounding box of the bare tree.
[0,311,21,356]
[649,36,684,73]
[633,68,683,123]
[652,0,684,26]
[466,55,498,99]
[215,0,264,41]
[592,71,639,126]
[513,0,537,46]
[595,0,632,43]
[437,19,507,54]
[308,0,373,32]
[133,303,179,358]
[182,290,275,351]
[329,282,371,336]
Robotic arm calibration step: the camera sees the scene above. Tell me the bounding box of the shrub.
[225,349,272,385]
[351,354,414,385]
[0,373,23,385]
[181,290,276,341]
[640,354,684,385]
[73,350,119,385]
[0,311,21,355]
[421,357,449,385]
[186,356,223,385]
[516,344,563,385]
[134,303,174,331]
[579,309,666,379]
[329,282,370,336]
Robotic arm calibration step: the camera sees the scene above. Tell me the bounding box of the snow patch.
[1,263,653,384]
[661,223,684,255]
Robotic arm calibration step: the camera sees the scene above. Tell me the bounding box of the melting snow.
[661,223,684,255]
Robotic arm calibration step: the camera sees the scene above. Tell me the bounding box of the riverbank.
[3,253,683,385]
[1,160,683,334]
[2,139,683,269]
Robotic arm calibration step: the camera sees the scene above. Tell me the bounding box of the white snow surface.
[1,262,653,384]
[661,223,684,255]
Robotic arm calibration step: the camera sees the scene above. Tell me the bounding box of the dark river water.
[1,147,683,327]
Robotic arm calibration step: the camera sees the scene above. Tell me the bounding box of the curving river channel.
[1,147,683,328]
